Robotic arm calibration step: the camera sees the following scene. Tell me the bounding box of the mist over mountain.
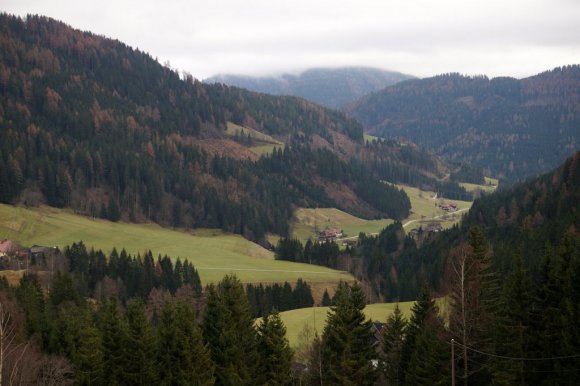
[205,67,414,109]
[346,67,580,181]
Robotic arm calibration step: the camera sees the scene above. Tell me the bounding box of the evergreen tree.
[49,271,83,308]
[47,302,104,385]
[399,284,434,384]
[124,298,158,385]
[321,289,332,306]
[158,300,214,385]
[66,241,89,276]
[107,195,121,222]
[275,238,303,262]
[293,279,314,309]
[404,321,449,386]
[491,253,534,385]
[402,285,449,386]
[96,297,128,386]
[320,282,377,385]
[256,310,293,386]
[557,234,580,377]
[381,304,407,386]
[73,322,105,386]
[15,274,46,339]
[530,239,580,384]
[203,275,258,386]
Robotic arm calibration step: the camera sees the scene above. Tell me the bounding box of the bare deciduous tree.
[446,243,487,385]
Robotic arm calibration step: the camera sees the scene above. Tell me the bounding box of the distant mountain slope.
[1,14,451,242]
[383,150,580,300]
[206,67,414,109]
[346,67,580,180]
[462,150,580,269]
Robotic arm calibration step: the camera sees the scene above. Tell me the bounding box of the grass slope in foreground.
[0,204,353,286]
[279,302,415,347]
[280,298,449,347]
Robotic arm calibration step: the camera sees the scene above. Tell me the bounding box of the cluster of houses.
[317,227,343,242]
[408,222,443,238]
[438,202,458,211]
[0,239,57,270]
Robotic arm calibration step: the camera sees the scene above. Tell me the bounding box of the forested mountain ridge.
[346,66,580,181]
[206,67,415,109]
[462,149,579,272]
[0,14,461,241]
[372,150,580,302]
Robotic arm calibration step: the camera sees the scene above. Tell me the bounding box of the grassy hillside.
[279,301,415,347]
[0,204,353,286]
[225,122,285,156]
[280,298,449,347]
[292,208,394,242]
[291,183,474,242]
[399,184,472,229]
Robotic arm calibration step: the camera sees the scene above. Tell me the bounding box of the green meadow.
[291,208,394,242]
[397,184,472,230]
[279,298,449,347]
[460,179,498,194]
[226,121,285,156]
[279,301,416,347]
[291,183,475,242]
[363,133,381,143]
[0,204,353,286]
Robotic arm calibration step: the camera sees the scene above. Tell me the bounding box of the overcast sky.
[3,0,580,80]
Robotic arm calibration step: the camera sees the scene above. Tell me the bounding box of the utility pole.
[451,339,455,386]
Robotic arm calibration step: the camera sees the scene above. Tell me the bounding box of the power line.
[452,341,580,361]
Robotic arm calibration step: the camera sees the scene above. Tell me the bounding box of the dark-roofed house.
[30,245,57,257]
[318,228,343,242]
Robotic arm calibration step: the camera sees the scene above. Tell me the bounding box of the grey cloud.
[2,0,579,79]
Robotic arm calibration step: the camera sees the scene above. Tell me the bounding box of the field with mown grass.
[397,184,472,230]
[291,183,474,242]
[0,204,353,288]
[279,301,415,347]
[459,182,497,194]
[363,133,381,143]
[291,208,394,243]
[279,298,449,347]
[226,121,285,156]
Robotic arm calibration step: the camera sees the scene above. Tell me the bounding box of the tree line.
[246,279,314,318]
[63,241,202,302]
[2,225,578,384]
[275,237,341,268]
[377,226,579,386]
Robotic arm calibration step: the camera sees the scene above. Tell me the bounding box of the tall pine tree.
[202,275,258,386]
[157,300,214,385]
[124,299,158,386]
[491,253,534,385]
[381,304,407,386]
[319,282,377,385]
[256,309,293,386]
[96,297,128,386]
[402,284,449,386]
